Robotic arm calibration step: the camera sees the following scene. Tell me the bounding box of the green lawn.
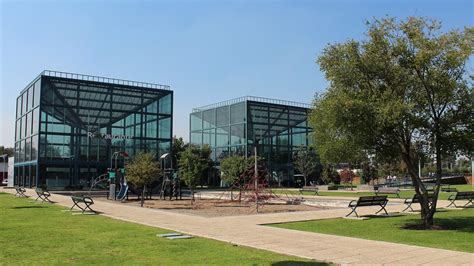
[275,184,473,200]
[0,193,326,265]
[271,208,474,253]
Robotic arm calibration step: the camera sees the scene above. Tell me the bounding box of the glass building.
[14,70,173,189]
[190,96,312,186]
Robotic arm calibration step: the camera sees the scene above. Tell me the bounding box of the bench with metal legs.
[403,194,435,212]
[35,187,52,203]
[70,195,95,214]
[447,191,474,208]
[346,196,389,217]
[14,186,28,198]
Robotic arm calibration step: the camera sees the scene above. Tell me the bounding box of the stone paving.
[3,188,473,265]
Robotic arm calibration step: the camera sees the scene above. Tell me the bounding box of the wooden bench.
[447,191,474,208]
[403,194,436,212]
[299,186,319,196]
[70,195,95,213]
[35,187,52,203]
[374,187,400,198]
[347,196,389,217]
[14,186,28,198]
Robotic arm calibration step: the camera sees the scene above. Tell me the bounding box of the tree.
[0,146,14,157]
[178,145,213,203]
[220,155,251,200]
[339,168,355,188]
[293,148,321,186]
[126,152,162,207]
[321,164,339,184]
[172,136,187,170]
[313,17,473,227]
[220,155,248,185]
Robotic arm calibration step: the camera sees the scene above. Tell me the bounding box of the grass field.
[0,193,326,265]
[275,184,473,200]
[271,208,474,253]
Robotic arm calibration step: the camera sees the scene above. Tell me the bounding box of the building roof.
[192,96,311,112]
[20,70,170,94]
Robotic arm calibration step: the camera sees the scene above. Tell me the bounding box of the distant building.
[14,71,173,189]
[190,96,312,186]
[0,155,8,185]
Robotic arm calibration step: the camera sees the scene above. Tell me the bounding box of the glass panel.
[159,94,172,114]
[230,124,245,145]
[31,136,38,161]
[190,112,202,131]
[32,108,39,135]
[158,141,171,157]
[159,118,171,139]
[216,127,229,147]
[16,96,22,119]
[292,133,306,146]
[28,86,34,111]
[215,147,229,162]
[190,132,201,146]
[22,115,27,139]
[146,121,157,138]
[26,111,32,137]
[203,129,212,146]
[216,106,229,126]
[230,102,245,124]
[25,137,31,161]
[33,79,41,107]
[31,165,36,187]
[230,145,245,156]
[16,119,21,141]
[203,109,215,129]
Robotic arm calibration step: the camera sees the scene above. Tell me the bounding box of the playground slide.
[116,180,129,200]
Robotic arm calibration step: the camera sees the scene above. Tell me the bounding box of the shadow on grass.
[364,213,406,218]
[272,261,330,266]
[11,205,46,209]
[401,216,474,233]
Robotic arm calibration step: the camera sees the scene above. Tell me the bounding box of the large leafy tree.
[178,145,213,203]
[312,17,473,227]
[172,136,187,170]
[126,152,162,207]
[293,148,321,186]
[220,155,249,185]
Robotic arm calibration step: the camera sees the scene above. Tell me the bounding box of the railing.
[192,95,311,112]
[42,70,170,90]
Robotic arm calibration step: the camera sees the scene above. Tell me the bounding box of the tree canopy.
[178,145,213,202]
[311,17,473,227]
[126,152,162,206]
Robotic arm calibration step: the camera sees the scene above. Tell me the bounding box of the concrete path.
[4,188,473,265]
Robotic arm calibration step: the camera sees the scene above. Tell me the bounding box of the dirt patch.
[117,197,327,217]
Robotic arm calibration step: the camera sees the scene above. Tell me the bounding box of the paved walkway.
[4,188,473,265]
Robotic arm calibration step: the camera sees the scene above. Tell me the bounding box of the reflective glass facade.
[14,71,172,189]
[190,96,312,186]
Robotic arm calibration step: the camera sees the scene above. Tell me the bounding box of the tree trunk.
[190,185,195,205]
[401,146,435,228]
[303,175,307,187]
[140,186,145,207]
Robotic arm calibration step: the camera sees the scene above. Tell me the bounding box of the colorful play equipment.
[159,153,182,200]
[109,151,129,201]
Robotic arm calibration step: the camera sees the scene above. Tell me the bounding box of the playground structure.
[159,153,182,200]
[215,153,303,213]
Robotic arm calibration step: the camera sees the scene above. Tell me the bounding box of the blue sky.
[1,0,472,147]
